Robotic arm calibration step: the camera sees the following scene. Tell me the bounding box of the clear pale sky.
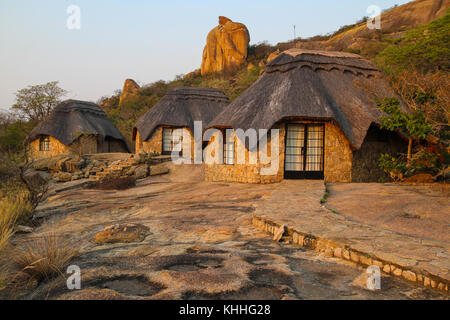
[0,0,410,111]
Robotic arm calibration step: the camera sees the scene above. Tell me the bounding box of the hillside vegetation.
[101,6,449,151]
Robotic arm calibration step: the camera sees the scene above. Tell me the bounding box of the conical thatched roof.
[28,100,129,150]
[134,87,230,141]
[209,49,400,149]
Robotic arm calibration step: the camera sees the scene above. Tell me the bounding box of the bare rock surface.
[3,167,446,300]
[326,183,450,242]
[256,180,450,290]
[294,0,449,52]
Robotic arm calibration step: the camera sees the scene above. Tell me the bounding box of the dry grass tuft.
[0,193,33,253]
[13,232,78,281]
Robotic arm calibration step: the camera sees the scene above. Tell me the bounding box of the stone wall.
[204,124,285,184]
[28,136,72,159]
[70,135,99,155]
[205,121,357,184]
[136,126,195,160]
[136,127,163,154]
[103,139,129,153]
[324,122,353,182]
[136,122,400,184]
[29,134,130,161]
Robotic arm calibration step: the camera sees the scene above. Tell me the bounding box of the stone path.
[253,180,449,294]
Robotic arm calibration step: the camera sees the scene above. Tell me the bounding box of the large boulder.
[134,165,149,180]
[52,172,73,183]
[23,169,51,187]
[31,154,83,173]
[201,16,250,75]
[119,79,140,105]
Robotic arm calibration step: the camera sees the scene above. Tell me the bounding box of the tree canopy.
[12,81,67,122]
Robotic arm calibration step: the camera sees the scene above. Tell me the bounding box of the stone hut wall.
[29,134,129,160]
[324,121,353,182]
[136,127,163,154]
[70,135,99,155]
[205,124,286,184]
[136,126,195,160]
[103,139,129,153]
[28,136,72,159]
[205,121,355,184]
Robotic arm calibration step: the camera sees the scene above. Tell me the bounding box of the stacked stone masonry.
[29,135,128,160]
[136,126,195,161]
[205,121,357,183]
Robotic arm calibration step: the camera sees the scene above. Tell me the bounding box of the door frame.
[283,122,325,180]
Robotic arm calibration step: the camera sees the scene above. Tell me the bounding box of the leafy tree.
[377,97,432,166]
[12,81,67,121]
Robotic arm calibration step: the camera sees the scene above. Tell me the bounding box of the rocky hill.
[100,0,449,151]
[290,0,449,53]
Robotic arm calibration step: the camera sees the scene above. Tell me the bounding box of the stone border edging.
[252,216,449,295]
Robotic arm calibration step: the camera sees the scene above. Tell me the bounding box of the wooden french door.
[284,123,325,179]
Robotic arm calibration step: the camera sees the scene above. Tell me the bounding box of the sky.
[0,0,411,111]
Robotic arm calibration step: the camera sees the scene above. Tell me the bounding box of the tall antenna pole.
[293,25,296,40]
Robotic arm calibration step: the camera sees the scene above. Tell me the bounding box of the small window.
[39,136,50,151]
[162,128,183,155]
[223,133,235,165]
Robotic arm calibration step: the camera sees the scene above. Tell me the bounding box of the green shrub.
[379,153,407,175]
[375,11,450,72]
[0,192,33,253]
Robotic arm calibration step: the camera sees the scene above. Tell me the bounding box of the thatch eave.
[208,49,402,150]
[134,87,230,142]
[27,99,130,152]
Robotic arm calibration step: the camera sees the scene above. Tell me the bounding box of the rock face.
[295,0,450,52]
[119,79,140,105]
[201,16,250,75]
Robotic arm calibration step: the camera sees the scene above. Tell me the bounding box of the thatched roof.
[134,87,230,141]
[209,49,400,149]
[28,100,129,150]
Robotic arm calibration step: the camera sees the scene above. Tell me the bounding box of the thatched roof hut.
[28,99,129,152]
[204,49,407,184]
[209,49,399,149]
[133,87,230,142]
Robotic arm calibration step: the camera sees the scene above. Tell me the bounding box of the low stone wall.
[253,216,449,295]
